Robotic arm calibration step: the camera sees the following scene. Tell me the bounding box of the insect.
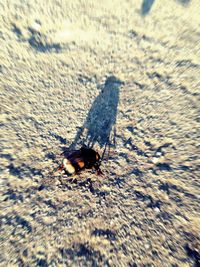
[59,146,103,175]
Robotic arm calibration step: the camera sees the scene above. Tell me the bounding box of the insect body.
[60,147,102,175]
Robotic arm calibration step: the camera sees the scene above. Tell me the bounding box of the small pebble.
[154,207,160,213]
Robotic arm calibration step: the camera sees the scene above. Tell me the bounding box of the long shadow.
[66,75,123,155]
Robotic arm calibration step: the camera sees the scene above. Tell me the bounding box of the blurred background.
[0,0,200,266]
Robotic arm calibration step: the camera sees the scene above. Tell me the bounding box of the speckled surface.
[0,0,200,266]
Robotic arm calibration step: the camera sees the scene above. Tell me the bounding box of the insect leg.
[101,142,108,162]
[113,126,117,147]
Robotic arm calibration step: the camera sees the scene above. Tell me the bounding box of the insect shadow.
[64,75,123,157]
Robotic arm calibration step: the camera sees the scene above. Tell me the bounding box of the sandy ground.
[0,0,200,266]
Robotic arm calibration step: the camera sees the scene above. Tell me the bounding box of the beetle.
[58,146,103,175]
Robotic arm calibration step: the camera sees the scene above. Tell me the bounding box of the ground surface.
[0,0,200,266]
